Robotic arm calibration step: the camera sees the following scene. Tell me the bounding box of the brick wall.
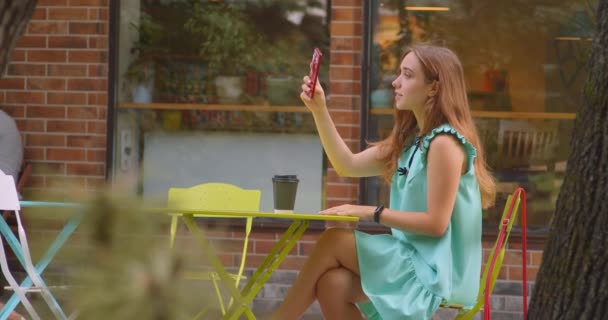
[0,0,540,318]
[0,0,109,197]
[326,0,363,208]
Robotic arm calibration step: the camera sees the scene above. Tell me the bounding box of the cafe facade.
[0,0,596,317]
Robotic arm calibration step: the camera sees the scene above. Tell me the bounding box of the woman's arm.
[321,134,466,237]
[301,76,385,177]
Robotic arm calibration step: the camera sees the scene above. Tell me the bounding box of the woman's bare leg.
[272,228,360,320]
[317,267,368,320]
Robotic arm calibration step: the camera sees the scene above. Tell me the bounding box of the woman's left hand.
[320,204,376,221]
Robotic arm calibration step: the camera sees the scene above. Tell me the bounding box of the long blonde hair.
[374,44,496,208]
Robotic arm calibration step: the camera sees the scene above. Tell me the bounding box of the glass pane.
[113,0,330,213]
[365,0,596,231]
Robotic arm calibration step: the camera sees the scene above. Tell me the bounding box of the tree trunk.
[528,0,608,318]
[0,0,38,76]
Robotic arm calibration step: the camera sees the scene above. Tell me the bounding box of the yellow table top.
[152,208,360,222]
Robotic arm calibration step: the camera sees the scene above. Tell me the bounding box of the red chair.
[441,188,528,319]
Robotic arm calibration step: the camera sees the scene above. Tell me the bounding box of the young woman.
[272,44,496,320]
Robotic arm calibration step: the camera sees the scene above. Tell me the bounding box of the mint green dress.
[355,124,482,320]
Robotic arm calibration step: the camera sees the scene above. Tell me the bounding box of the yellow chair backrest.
[451,188,523,320]
[168,182,261,211]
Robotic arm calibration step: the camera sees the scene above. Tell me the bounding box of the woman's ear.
[428,80,439,97]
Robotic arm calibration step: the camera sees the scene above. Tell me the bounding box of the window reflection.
[113,1,330,213]
[366,0,596,230]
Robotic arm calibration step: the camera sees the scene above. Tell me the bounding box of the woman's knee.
[318,228,353,247]
[316,268,352,298]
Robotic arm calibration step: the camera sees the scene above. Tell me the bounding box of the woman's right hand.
[300,75,327,113]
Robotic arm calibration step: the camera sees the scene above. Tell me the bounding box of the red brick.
[67,106,98,119]
[68,50,107,63]
[87,8,99,20]
[330,81,361,95]
[531,251,543,265]
[88,93,107,105]
[47,120,87,133]
[237,231,276,240]
[332,0,360,6]
[329,96,360,110]
[69,22,106,35]
[26,134,66,147]
[254,240,297,255]
[48,64,87,77]
[1,106,26,118]
[328,110,359,126]
[332,7,362,21]
[88,37,108,49]
[24,147,45,160]
[48,36,88,48]
[97,106,107,119]
[26,106,66,119]
[16,119,45,132]
[508,266,539,281]
[67,78,106,91]
[48,8,88,20]
[86,121,106,134]
[330,66,361,81]
[67,135,105,148]
[99,8,108,20]
[332,38,362,51]
[86,150,105,162]
[7,64,46,76]
[27,78,67,91]
[6,92,45,104]
[504,251,523,265]
[47,148,86,161]
[28,22,69,34]
[28,50,67,63]
[69,0,109,6]
[66,163,105,176]
[298,242,316,256]
[88,64,107,77]
[47,92,87,105]
[211,239,254,254]
[331,52,358,65]
[31,8,47,20]
[16,36,47,48]
[38,0,68,5]
[0,78,25,90]
[11,49,26,62]
[330,22,362,37]
[326,183,358,199]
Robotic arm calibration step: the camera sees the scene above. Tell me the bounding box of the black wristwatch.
[373,205,385,223]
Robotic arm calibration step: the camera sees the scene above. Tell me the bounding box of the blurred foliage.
[65,192,217,320]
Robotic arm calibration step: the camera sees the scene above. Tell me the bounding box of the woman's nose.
[392,77,399,88]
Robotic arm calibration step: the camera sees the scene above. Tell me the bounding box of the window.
[112,0,330,214]
[363,0,596,232]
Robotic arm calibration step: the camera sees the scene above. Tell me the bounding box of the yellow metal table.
[151,208,359,320]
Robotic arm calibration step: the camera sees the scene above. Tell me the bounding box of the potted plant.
[124,12,164,103]
[184,2,261,104]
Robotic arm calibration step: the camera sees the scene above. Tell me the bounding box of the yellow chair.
[167,183,261,319]
[441,188,528,319]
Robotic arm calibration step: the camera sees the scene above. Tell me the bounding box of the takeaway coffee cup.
[272,175,299,213]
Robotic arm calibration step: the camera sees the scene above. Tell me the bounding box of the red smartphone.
[307,48,323,98]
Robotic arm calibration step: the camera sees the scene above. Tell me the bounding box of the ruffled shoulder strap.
[419,124,477,170]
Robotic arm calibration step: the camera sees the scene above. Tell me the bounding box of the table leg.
[223,219,309,320]
[181,214,251,318]
[0,214,81,320]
